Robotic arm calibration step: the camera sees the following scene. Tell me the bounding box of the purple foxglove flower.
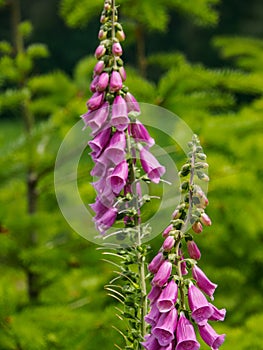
[144,303,161,328]
[162,236,175,252]
[200,212,212,226]
[90,198,108,218]
[108,160,129,195]
[84,102,109,135]
[119,66,126,81]
[88,128,111,158]
[124,92,141,115]
[187,240,201,260]
[86,91,105,111]
[157,279,178,313]
[95,207,117,234]
[147,285,162,305]
[141,334,159,350]
[148,252,164,274]
[208,304,226,322]
[152,260,172,287]
[192,265,217,300]
[94,60,105,75]
[140,147,165,184]
[129,121,155,147]
[162,224,173,238]
[90,157,107,177]
[198,323,226,350]
[152,308,177,346]
[90,75,99,92]
[192,221,203,234]
[176,312,200,350]
[111,95,129,131]
[95,44,106,59]
[96,72,109,91]
[188,282,213,326]
[104,130,126,164]
[110,70,123,92]
[112,42,123,56]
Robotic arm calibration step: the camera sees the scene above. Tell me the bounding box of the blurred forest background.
[0,0,263,349]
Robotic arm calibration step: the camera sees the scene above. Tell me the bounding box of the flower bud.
[104,2,111,11]
[148,252,164,274]
[95,44,106,59]
[187,240,201,260]
[192,221,203,234]
[162,224,173,238]
[100,15,107,24]
[94,60,105,75]
[112,42,123,56]
[162,236,175,252]
[96,72,109,91]
[90,75,99,92]
[109,70,123,92]
[118,66,126,81]
[200,213,212,226]
[116,30,125,41]
[172,209,180,219]
[98,29,107,40]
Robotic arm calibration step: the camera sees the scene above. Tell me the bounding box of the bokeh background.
[0,0,263,349]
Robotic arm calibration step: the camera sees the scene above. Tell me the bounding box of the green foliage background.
[0,0,263,349]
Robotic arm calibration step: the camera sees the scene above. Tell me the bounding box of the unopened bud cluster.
[143,135,226,350]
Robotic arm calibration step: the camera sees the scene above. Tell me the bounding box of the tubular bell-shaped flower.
[140,146,166,184]
[152,308,178,346]
[188,282,213,325]
[157,279,178,313]
[176,312,200,350]
[192,265,217,300]
[198,323,226,350]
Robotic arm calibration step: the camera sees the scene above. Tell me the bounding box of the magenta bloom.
[111,95,129,131]
[200,212,212,226]
[140,147,165,184]
[162,224,173,238]
[198,323,226,350]
[129,121,155,147]
[187,241,201,260]
[110,70,123,92]
[208,304,226,322]
[109,160,129,194]
[188,282,213,326]
[141,334,159,350]
[104,130,126,164]
[90,198,108,218]
[152,260,172,287]
[148,252,164,274]
[124,92,140,115]
[192,265,217,300]
[147,285,162,305]
[152,308,177,346]
[94,60,105,75]
[86,91,105,111]
[145,303,161,328]
[176,312,200,350]
[83,102,109,135]
[157,279,178,313]
[95,207,117,234]
[88,128,111,158]
[97,72,109,91]
[112,42,123,56]
[95,44,106,59]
